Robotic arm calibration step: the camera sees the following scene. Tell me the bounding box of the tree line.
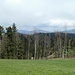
[0,23,75,59]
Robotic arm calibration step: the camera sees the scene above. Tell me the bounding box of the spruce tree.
[0,26,4,58]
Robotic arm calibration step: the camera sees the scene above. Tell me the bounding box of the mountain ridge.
[18,29,75,34]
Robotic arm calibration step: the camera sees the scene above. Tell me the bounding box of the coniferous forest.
[0,23,75,59]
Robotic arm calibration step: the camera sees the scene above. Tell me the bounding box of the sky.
[0,0,75,31]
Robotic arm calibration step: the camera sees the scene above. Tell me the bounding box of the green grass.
[0,59,75,75]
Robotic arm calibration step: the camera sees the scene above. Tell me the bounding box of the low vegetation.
[0,59,75,75]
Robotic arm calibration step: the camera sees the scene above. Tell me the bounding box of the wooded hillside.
[0,24,75,59]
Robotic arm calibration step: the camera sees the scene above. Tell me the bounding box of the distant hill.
[18,30,33,34]
[18,29,75,34]
[64,29,75,33]
[18,29,50,34]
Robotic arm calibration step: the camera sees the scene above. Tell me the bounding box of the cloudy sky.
[0,0,75,31]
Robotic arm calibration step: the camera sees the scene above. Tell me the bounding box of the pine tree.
[6,26,13,58]
[12,23,17,58]
[0,26,4,58]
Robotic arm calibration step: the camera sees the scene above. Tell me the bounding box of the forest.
[0,23,75,59]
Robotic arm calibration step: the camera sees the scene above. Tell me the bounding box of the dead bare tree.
[58,32,62,58]
[34,28,37,60]
[27,35,31,59]
[64,23,67,58]
[34,27,39,60]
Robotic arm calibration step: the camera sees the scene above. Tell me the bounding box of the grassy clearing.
[0,59,75,75]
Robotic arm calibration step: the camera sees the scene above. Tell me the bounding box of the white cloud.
[0,0,75,31]
[48,19,75,27]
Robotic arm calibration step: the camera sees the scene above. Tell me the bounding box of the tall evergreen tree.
[12,23,17,58]
[0,26,4,58]
[6,26,13,58]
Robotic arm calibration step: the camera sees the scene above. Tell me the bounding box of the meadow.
[0,59,75,75]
